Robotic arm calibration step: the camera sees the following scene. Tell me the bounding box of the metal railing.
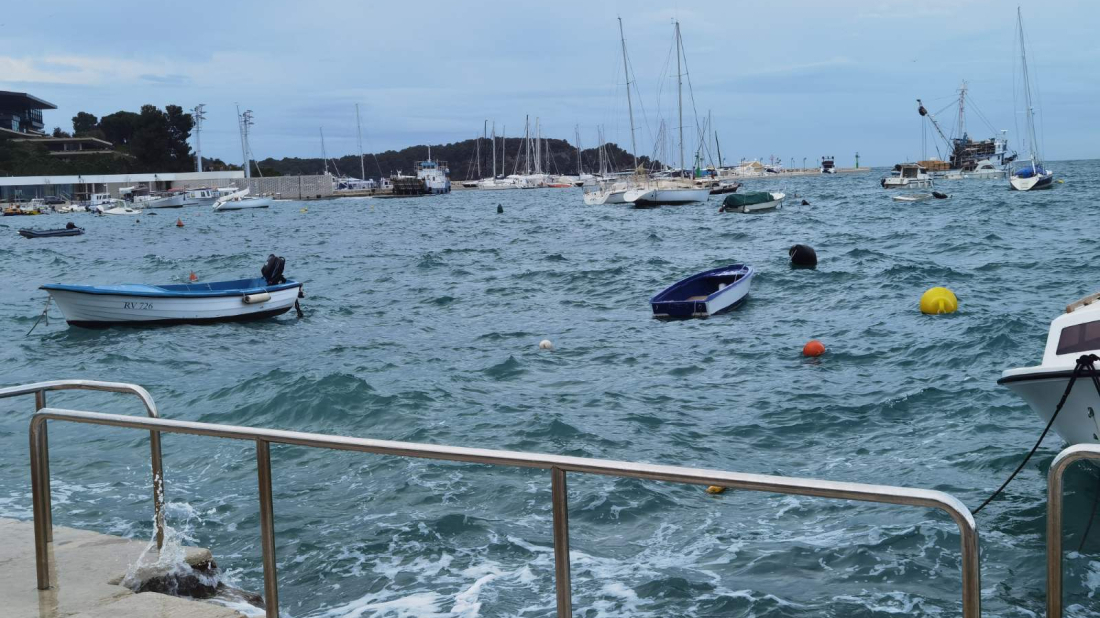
[1047,442,1100,618]
[25,406,982,618]
[0,380,166,548]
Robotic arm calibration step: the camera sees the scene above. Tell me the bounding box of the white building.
[0,171,245,202]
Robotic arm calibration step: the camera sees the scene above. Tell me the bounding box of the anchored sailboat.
[622,20,710,206]
[1009,7,1054,191]
[583,17,639,206]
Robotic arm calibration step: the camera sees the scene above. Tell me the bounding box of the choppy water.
[2,163,1099,617]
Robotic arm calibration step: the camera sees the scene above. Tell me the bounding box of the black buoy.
[801,199,810,206]
[789,244,817,268]
[932,191,949,199]
[497,204,503,214]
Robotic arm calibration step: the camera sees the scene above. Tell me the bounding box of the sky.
[3,0,1098,168]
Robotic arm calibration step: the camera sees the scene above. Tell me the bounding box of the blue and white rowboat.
[41,277,302,328]
[651,264,754,318]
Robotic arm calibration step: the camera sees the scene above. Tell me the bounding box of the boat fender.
[539,339,553,350]
[705,486,726,494]
[789,244,817,268]
[932,191,949,199]
[243,292,271,305]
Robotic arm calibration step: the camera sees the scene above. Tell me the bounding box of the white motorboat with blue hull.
[999,292,1100,446]
[42,278,302,328]
[651,264,754,318]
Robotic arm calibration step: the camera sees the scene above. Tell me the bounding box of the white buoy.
[539,339,553,350]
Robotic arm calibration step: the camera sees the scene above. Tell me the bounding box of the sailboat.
[621,21,710,207]
[583,18,641,206]
[1008,8,1054,191]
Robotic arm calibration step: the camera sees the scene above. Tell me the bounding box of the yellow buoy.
[920,286,958,315]
[1057,179,1065,184]
[705,486,726,494]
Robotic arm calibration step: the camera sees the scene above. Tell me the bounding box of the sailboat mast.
[1018,7,1039,163]
[320,128,329,175]
[675,20,684,175]
[715,131,723,168]
[575,125,581,176]
[479,120,486,179]
[618,17,638,172]
[491,122,497,178]
[356,104,365,181]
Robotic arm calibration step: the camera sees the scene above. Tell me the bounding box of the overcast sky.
[4,0,1097,167]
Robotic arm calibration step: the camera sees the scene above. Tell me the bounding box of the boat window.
[1056,320,1100,355]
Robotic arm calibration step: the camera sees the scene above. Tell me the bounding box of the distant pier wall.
[171,175,335,200]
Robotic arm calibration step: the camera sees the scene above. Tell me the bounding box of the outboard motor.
[932,191,949,200]
[261,254,286,285]
[65,221,76,229]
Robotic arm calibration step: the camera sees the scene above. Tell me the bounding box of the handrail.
[28,407,982,618]
[0,380,165,548]
[1046,442,1100,618]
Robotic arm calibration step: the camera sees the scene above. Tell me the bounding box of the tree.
[72,112,98,136]
[164,105,194,168]
[52,127,71,138]
[99,111,140,147]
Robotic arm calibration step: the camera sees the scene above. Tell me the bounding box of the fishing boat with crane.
[1008,8,1054,191]
[916,81,1014,180]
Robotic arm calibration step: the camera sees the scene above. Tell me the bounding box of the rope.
[25,297,51,336]
[974,354,1100,514]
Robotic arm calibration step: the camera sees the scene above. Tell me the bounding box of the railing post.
[34,391,52,541]
[551,467,572,618]
[1047,449,1073,618]
[150,431,165,549]
[29,418,50,589]
[256,439,279,618]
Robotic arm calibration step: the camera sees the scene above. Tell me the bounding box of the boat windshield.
[1056,320,1100,355]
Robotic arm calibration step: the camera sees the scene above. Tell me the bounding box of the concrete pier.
[0,518,244,618]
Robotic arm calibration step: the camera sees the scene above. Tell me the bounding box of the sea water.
[1,163,1099,617]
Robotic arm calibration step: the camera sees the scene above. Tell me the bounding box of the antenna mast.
[191,103,205,173]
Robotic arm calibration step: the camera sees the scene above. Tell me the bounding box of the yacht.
[881,164,933,189]
[1008,9,1054,191]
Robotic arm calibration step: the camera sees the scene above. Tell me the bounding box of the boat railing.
[0,380,166,548]
[1046,442,1100,618]
[22,402,981,618]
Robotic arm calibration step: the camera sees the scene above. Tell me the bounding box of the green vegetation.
[0,104,199,177]
[2,106,657,181]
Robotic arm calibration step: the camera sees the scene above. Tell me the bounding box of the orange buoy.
[176,218,184,227]
[802,340,826,357]
[189,271,198,282]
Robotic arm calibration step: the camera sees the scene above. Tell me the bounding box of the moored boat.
[19,223,84,239]
[719,191,784,213]
[650,264,754,318]
[213,188,272,211]
[41,255,303,328]
[623,181,711,207]
[882,163,934,189]
[999,292,1100,446]
[1008,8,1055,192]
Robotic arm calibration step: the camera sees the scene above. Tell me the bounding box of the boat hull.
[214,197,272,211]
[624,187,711,206]
[19,228,84,238]
[1009,172,1054,191]
[999,367,1100,445]
[44,285,301,328]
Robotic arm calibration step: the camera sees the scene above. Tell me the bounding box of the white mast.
[1018,7,1040,166]
[479,119,486,179]
[524,116,531,175]
[192,103,205,173]
[575,124,581,176]
[675,20,684,175]
[320,127,329,175]
[491,122,497,178]
[356,104,365,181]
[618,17,638,172]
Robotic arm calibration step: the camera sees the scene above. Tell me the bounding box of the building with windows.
[0,90,116,156]
[0,91,55,136]
[0,171,245,203]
